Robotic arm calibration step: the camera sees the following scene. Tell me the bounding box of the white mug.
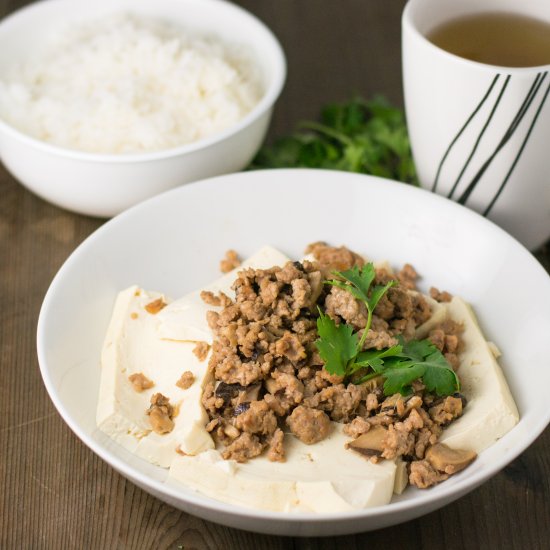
[403,0,550,250]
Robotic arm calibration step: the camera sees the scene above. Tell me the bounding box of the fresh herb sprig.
[249,96,418,185]
[315,264,460,396]
[325,264,396,351]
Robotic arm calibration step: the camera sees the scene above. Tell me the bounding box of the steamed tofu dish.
[97,243,519,512]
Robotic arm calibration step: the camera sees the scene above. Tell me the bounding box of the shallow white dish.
[0,0,285,217]
[37,169,550,536]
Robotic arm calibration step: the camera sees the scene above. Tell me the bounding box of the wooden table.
[1,1,549,548]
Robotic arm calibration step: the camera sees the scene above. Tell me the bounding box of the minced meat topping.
[145,297,167,314]
[192,341,211,362]
[202,243,471,487]
[220,249,241,274]
[128,372,154,392]
[147,393,175,434]
[176,371,195,390]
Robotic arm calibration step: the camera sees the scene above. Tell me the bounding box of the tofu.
[96,286,214,467]
[168,424,396,512]
[98,246,519,511]
[157,246,291,343]
[97,246,291,466]
[438,297,519,453]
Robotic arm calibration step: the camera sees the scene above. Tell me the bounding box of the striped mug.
[403,0,550,250]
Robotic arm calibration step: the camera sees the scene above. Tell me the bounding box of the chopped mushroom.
[346,425,388,458]
[238,382,262,404]
[378,393,423,417]
[425,443,477,475]
[223,422,241,439]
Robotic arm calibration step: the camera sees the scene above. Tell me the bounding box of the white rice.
[0,14,263,154]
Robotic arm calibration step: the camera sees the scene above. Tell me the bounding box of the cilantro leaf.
[315,309,358,377]
[355,345,403,371]
[399,338,433,362]
[376,338,460,395]
[314,262,459,397]
[326,264,375,304]
[249,96,419,185]
[418,350,460,395]
[326,263,397,353]
[367,280,397,312]
[326,264,397,315]
[382,363,426,395]
[400,338,459,393]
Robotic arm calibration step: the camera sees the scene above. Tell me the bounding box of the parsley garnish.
[325,263,396,352]
[315,264,459,396]
[315,310,358,377]
[249,96,418,185]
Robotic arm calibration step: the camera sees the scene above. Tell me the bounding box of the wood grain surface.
[1,1,549,548]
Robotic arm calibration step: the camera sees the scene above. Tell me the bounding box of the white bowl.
[0,0,286,217]
[37,169,550,536]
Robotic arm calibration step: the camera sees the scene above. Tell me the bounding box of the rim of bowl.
[402,0,550,74]
[36,169,550,525]
[0,0,287,164]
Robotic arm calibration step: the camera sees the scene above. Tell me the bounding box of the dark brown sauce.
[427,12,550,67]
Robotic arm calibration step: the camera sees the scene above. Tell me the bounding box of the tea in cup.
[403,0,550,250]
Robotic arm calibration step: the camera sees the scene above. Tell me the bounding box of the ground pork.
[286,405,332,444]
[222,432,264,462]
[343,416,372,438]
[344,388,463,487]
[234,400,277,436]
[325,286,369,329]
[409,460,449,488]
[305,241,364,273]
[381,423,415,460]
[199,290,232,308]
[128,372,154,392]
[397,263,419,290]
[144,297,167,314]
[429,287,453,303]
[192,341,210,362]
[176,371,195,390]
[146,393,174,434]
[303,383,362,422]
[267,428,286,462]
[428,319,464,370]
[429,396,463,425]
[268,371,305,408]
[204,243,466,478]
[220,249,241,274]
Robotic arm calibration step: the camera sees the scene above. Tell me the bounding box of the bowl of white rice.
[0,0,286,217]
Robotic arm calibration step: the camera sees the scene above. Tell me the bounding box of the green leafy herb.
[375,338,460,396]
[315,263,395,378]
[325,264,396,351]
[355,345,403,371]
[315,309,359,377]
[249,96,418,185]
[314,264,460,396]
